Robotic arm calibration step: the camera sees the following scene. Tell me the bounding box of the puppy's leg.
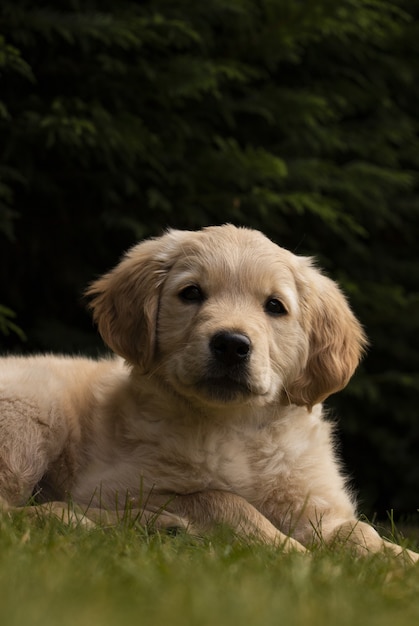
[145,490,306,552]
[325,520,419,563]
[10,501,95,528]
[0,397,58,507]
[83,505,193,534]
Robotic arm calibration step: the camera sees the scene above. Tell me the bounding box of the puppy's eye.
[265,298,287,316]
[179,285,205,303]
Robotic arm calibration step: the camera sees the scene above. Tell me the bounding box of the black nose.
[210,331,251,366]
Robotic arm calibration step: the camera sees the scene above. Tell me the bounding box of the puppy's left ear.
[86,230,188,370]
[287,264,368,409]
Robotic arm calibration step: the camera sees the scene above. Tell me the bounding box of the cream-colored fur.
[0,225,416,560]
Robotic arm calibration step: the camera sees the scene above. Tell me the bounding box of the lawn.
[1,513,419,626]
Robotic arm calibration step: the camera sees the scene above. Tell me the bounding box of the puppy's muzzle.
[194,331,254,403]
[210,331,252,367]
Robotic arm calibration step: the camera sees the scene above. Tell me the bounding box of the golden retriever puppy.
[0,225,416,560]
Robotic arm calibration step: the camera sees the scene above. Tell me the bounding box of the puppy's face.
[157,229,309,407]
[88,225,367,410]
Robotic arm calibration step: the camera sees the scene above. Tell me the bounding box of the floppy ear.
[287,264,368,409]
[86,230,188,370]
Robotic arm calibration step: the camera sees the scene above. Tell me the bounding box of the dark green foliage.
[1,0,419,515]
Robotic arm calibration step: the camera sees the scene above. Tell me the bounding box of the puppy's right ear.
[86,230,187,370]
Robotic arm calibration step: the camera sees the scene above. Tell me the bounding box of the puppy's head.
[87,225,367,409]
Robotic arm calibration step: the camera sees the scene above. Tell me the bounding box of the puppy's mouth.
[199,374,253,403]
[171,360,272,406]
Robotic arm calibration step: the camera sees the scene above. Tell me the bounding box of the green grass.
[1,513,419,626]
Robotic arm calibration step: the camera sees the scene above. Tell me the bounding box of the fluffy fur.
[0,225,416,560]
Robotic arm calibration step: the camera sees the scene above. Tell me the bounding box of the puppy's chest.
[140,423,289,500]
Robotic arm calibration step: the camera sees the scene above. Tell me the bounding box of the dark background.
[1,0,419,520]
